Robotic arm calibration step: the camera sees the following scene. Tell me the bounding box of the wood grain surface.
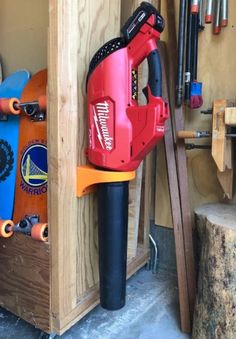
[0,0,48,77]
[155,140,173,228]
[193,204,236,339]
[48,0,150,334]
[156,0,236,228]
[0,234,50,332]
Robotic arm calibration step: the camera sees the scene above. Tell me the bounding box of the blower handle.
[143,48,162,102]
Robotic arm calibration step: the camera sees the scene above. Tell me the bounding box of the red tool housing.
[87,7,168,171]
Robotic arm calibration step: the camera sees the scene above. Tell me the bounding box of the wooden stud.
[48,0,121,331]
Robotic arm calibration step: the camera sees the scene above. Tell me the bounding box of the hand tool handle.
[147,49,162,97]
[98,181,129,310]
[221,0,228,27]
[205,0,213,23]
[178,130,198,139]
[178,130,211,139]
[185,143,211,150]
[191,12,199,80]
[185,0,193,102]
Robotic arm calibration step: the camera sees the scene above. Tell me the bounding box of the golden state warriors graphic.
[20,142,47,195]
[0,139,14,182]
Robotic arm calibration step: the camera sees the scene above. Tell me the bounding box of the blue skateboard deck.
[0,70,30,219]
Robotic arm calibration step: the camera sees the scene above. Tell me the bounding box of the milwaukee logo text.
[93,101,113,151]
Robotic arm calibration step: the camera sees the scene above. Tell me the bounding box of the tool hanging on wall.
[190,1,203,108]
[184,0,193,103]
[184,0,203,108]
[221,0,228,27]
[78,2,168,311]
[177,129,211,149]
[185,143,211,149]
[205,0,228,33]
[213,0,221,34]
[191,0,200,14]
[198,0,205,30]
[176,0,187,107]
[177,129,211,138]
[205,0,213,23]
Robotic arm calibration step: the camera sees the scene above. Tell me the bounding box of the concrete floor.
[0,268,189,339]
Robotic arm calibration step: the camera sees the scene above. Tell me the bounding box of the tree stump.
[193,203,236,339]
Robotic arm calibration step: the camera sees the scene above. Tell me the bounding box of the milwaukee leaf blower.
[86,2,168,310]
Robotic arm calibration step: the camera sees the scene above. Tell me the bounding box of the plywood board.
[157,0,236,226]
[0,0,48,77]
[155,140,173,228]
[48,0,122,327]
[128,163,143,257]
[0,234,50,332]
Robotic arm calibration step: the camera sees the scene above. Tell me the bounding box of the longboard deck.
[0,70,30,219]
[13,70,47,224]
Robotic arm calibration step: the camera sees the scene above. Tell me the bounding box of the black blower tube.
[98,181,129,310]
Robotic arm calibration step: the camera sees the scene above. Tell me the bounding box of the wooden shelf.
[0,233,149,334]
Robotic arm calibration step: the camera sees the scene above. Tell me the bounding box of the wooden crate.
[0,0,153,335]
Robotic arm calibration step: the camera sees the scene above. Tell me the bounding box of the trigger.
[142,86,148,102]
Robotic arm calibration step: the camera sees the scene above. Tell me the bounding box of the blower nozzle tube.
[98,181,129,310]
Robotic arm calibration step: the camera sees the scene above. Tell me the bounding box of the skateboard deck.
[0,70,30,219]
[13,69,48,228]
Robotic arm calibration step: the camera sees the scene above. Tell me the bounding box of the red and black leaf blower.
[86,2,168,310]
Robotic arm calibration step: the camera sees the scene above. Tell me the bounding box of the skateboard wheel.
[38,95,47,111]
[31,223,48,242]
[0,219,14,238]
[0,98,20,115]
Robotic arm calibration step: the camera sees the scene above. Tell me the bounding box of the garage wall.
[0,0,48,77]
[155,0,236,228]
